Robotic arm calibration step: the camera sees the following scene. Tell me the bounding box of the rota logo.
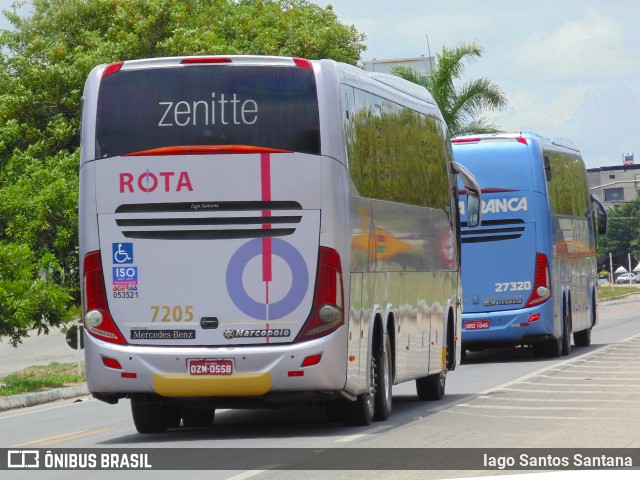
[119,171,193,193]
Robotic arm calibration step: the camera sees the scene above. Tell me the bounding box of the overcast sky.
[315,0,640,169]
[2,0,640,168]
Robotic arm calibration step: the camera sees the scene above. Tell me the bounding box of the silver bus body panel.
[80,56,462,405]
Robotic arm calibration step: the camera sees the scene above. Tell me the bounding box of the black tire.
[341,392,374,426]
[341,344,377,426]
[131,399,170,434]
[561,305,572,356]
[574,327,592,347]
[181,406,215,428]
[416,370,446,401]
[166,405,182,429]
[373,334,393,421]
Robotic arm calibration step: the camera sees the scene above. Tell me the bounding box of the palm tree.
[391,41,507,137]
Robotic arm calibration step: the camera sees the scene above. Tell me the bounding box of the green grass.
[598,285,639,301]
[0,362,85,396]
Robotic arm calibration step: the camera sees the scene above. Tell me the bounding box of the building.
[361,56,434,77]
[587,161,640,209]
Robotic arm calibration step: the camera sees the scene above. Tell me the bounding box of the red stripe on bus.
[261,153,272,283]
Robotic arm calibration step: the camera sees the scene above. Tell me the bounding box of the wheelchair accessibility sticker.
[226,238,309,321]
[112,243,134,264]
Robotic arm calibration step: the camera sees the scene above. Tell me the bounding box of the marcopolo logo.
[223,328,291,339]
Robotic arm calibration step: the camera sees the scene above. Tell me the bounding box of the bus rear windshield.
[95,65,320,158]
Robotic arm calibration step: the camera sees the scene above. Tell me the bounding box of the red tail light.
[102,62,123,78]
[525,253,551,307]
[180,57,232,64]
[295,247,344,342]
[452,137,481,144]
[83,251,127,344]
[123,145,292,156]
[293,58,313,71]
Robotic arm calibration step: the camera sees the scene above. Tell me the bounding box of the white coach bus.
[79,55,481,433]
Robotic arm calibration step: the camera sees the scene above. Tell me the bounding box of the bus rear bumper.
[84,327,348,404]
[461,302,555,348]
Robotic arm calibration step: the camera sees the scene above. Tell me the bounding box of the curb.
[0,383,89,413]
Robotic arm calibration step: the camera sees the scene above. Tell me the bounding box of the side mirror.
[66,325,84,350]
[466,193,481,228]
[590,193,607,235]
[451,161,482,227]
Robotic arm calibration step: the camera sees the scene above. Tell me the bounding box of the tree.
[390,41,507,137]
[597,199,640,272]
[0,0,366,344]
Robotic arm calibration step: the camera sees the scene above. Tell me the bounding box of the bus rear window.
[95,65,320,158]
[456,147,534,192]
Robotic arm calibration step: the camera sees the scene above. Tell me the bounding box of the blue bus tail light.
[83,251,127,345]
[525,253,551,308]
[295,247,344,342]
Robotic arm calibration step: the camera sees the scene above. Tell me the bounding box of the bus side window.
[544,155,552,181]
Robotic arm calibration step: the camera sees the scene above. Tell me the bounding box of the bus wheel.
[561,307,572,356]
[574,327,591,347]
[416,369,446,401]
[181,406,215,428]
[131,398,169,434]
[166,405,182,429]
[341,349,376,426]
[373,334,393,421]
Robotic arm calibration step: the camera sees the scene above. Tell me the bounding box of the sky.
[2,0,640,169]
[313,0,640,169]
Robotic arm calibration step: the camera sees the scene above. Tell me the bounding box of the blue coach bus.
[453,132,607,358]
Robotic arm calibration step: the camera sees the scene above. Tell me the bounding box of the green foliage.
[0,243,72,346]
[0,362,85,395]
[597,198,640,269]
[0,0,366,344]
[390,41,507,137]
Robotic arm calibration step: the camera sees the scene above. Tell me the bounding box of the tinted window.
[95,65,320,158]
[546,149,589,217]
[342,86,450,210]
[452,145,534,192]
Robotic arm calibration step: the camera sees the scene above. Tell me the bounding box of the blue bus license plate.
[465,320,490,330]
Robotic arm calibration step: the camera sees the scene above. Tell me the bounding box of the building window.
[609,174,616,179]
[604,187,624,201]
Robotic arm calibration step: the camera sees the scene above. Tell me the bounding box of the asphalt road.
[1,294,639,480]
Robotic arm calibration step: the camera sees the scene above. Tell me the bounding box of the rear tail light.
[293,58,313,71]
[295,247,344,342]
[525,253,551,307]
[123,145,292,156]
[102,62,123,78]
[180,57,232,64]
[83,251,127,344]
[452,136,528,145]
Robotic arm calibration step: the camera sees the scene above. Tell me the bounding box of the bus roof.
[453,131,581,155]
